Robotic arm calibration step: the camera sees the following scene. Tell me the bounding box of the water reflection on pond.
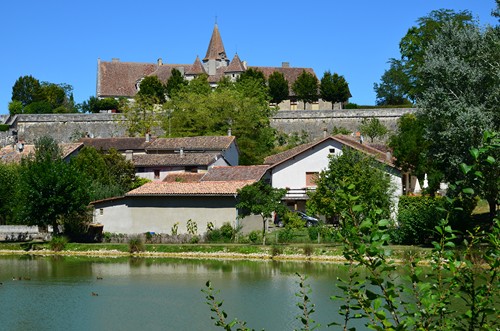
[0,255,360,330]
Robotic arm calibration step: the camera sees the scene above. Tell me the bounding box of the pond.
[0,255,376,330]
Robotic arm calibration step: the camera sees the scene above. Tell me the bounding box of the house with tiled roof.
[96,24,336,110]
[79,135,238,181]
[91,179,262,235]
[0,142,83,164]
[263,135,403,214]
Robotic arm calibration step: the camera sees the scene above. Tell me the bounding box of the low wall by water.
[0,225,50,242]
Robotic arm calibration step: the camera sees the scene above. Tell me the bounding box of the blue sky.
[0,0,497,114]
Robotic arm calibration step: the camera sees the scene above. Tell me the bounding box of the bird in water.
[91,292,99,296]
[96,276,103,280]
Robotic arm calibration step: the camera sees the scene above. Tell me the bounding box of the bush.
[284,211,306,229]
[308,225,336,243]
[189,235,200,244]
[391,196,446,245]
[0,124,9,132]
[49,236,68,251]
[270,245,283,256]
[248,230,260,244]
[303,244,314,256]
[206,228,222,243]
[277,227,294,243]
[220,222,235,242]
[128,236,145,253]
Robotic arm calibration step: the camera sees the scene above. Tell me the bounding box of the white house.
[263,135,403,214]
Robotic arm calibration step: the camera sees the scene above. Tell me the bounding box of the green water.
[0,255,362,330]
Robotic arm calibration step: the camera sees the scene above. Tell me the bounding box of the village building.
[96,24,343,110]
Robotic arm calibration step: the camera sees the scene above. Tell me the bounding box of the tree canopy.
[292,70,318,109]
[165,68,187,98]
[320,71,351,109]
[358,117,388,143]
[307,148,393,222]
[137,75,166,104]
[236,181,286,245]
[268,71,289,105]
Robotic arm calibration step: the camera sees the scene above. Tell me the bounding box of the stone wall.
[0,108,416,145]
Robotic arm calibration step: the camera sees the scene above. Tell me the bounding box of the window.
[99,209,103,215]
[305,172,319,187]
[154,170,160,179]
[329,148,335,153]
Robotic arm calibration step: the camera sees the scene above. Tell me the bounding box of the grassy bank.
[0,241,434,263]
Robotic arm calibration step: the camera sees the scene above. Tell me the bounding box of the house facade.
[80,135,238,181]
[92,180,262,235]
[264,135,403,214]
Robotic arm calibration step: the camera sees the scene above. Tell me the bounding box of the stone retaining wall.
[1,108,416,145]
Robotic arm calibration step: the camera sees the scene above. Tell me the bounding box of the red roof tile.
[203,24,227,62]
[186,56,207,75]
[132,153,221,167]
[201,165,269,181]
[146,136,235,151]
[225,54,246,73]
[126,180,254,196]
[162,172,205,182]
[80,137,153,152]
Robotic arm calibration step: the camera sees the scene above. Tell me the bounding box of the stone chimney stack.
[179,148,184,158]
[282,62,290,68]
[227,128,232,136]
[145,133,151,142]
[157,58,163,66]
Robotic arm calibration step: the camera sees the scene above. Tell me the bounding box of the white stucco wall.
[93,195,261,235]
[271,140,343,190]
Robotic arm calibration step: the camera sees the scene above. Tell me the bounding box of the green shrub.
[206,228,222,243]
[277,227,294,243]
[128,236,145,253]
[248,230,260,244]
[392,195,446,245]
[171,222,179,236]
[102,232,112,243]
[0,124,9,132]
[49,236,68,251]
[220,222,235,242]
[308,225,336,243]
[186,219,198,235]
[190,235,200,244]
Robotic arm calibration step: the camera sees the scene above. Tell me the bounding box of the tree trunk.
[52,220,59,236]
[262,217,267,245]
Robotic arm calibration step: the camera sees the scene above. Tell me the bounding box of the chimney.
[323,128,328,138]
[157,58,163,66]
[242,61,247,70]
[145,133,151,142]
[386,152,392,162]
[112,58,120,63]
[179,148,184,158]
[282,62,290,68]
[125,150,133,161]
[227,128,232,136]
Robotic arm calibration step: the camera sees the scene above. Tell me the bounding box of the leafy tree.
[267,71,289,105]
[166,76,275,165]
[11,75,42,107]
[375,9,475,103]
[236,68,266,88]
[0,163,20,224]
[307,148,393,221]
[292,70,318,110]
[373,59,413,105]
[80,96,119,113]
[165,68,187,98]
[236,181,286,245]
[358,117,388,143]
[8,100,23,115]
[417,22,499,187]
[121,95,163,136]
[40,82,66,109]
[23,101,53,114]
[137,75,166,104]
[71,146,137,201]
[388,113,439,190]
[18,137,91,235]
[319,71,351,109]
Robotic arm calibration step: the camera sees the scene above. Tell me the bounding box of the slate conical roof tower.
[203,23,229,75]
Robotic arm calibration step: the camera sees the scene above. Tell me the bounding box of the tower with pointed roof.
[202,24,229,76]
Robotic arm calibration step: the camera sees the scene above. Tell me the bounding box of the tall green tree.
[417,22,499,186]
[137,75,166,104]
[11,75,42,107]
[292,70,318,110]
[359,117,388,143]
[80,96,120,113]
[373,59,413,106]
[236,181,286,245]
[307,148,393,222]
[0,163,20,224]
[165,68,187,98]
[121,95,163,137]
[237,68,266,88]
[18,137,91,235]
[166,76,275,165]
[267,71,289,105]
[320,71,351,109]
[374,9,475,103]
